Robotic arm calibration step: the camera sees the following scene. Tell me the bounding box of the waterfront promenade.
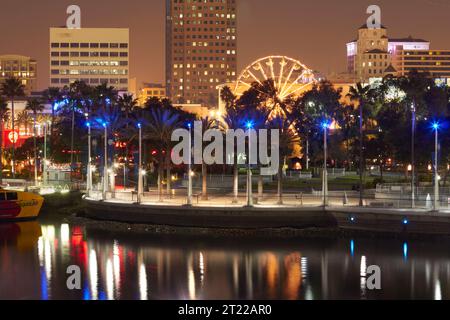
[83,189,450,236]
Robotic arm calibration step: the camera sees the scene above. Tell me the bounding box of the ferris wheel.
[234,56,317,100]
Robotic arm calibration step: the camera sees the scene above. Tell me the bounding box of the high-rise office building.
[166,0,237,105]
[0,55,37,95]
[49,28,129,91]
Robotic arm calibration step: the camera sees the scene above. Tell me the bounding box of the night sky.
[1,0,450,90]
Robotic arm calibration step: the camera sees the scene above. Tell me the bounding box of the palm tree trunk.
[258,172,263,199]
[33,113,37,185]
[158,156,163,202]
[277,160,283,205]
[51,105,55,152]
[233,164,238,203]
[202,162,208,200]
[166,150,171,197]
[359,103,364,207]
[70,106,75,182]
[0,121,3,185]
[11,97,15,179]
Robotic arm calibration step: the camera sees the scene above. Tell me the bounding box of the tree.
[43,87,62,141]
[221,88,242,203]
[118,93,138,128]
[16,111,32,134]
[347,82,372,206]
[25,98,45,184]
[1,77,25,178]
[67,81,92,179]
[141,106,183,200]
[0,97,9,184]
[269,116,299,204]
[199,117,219,200]
[295,80,344,168]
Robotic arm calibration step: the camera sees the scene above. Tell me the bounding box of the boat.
[0,188,44,221]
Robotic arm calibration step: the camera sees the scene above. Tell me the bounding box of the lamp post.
[43,122,48,186]
[137,123,143,204]
[123,158,127,190]
[187,123,193,206]
[246,121,254,207]
[411,102,416,208]
[102,123,108,200]
[322,122,329,207]
[86,122,92,196]
[433,122,440,211]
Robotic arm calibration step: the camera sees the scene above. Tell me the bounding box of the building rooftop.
[389,36,429,43]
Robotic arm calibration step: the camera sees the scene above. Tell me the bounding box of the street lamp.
[186,123,193,206]
[102,122,108,200]
[432,122,440,211]
[246,121,254,207]
[123,158,127,190]
[86,122,92,196]
[137,123,143,204]
[321,121,329,207]
[411,102,416,208]
[43,122,49,186]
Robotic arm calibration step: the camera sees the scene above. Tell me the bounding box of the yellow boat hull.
[0,190,44,221]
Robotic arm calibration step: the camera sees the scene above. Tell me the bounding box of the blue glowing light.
[350,216,356,223]
[83,284,91,300]
[40,267,48,300]
[403,218,409,225]
[187,123,192,129]
[245,121,254,129]
[102,122,107,128]
[86,122,91,128]
[403,242,408,260]
[432,122,440,130]
[350,240,355,257]
[321,121,331,130]
[137,123,142,129]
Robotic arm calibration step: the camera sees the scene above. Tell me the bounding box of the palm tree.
[269,116,300,205]
[244,106,271,200]
[118,93,138,127]
[0,97,10,184]
[223,110,240,204]
[1,77,25,178]
[199,117,219,200]
[26,98,45,185]
[347,82,371,206]
[221,87,243,203]
[142,107,183,201]
[67,81,92,180]
[95,82,116,112]
[43,87,62,140]
[16,111,32,134]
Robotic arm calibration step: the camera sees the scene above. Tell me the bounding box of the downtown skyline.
[2,0,450,90]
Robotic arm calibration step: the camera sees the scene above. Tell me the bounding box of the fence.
[85,185,450,210]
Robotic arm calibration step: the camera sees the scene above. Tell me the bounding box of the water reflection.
[1,220,450,300]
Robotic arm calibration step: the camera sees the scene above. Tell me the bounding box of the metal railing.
[84,187,450,211]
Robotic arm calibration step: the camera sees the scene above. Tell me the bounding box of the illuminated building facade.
[138,83,167,105]
[398,50,450,85]
[166,0,237,106]
[49,28,129,91]
[346,24,429,82]
[0,55,37,95]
